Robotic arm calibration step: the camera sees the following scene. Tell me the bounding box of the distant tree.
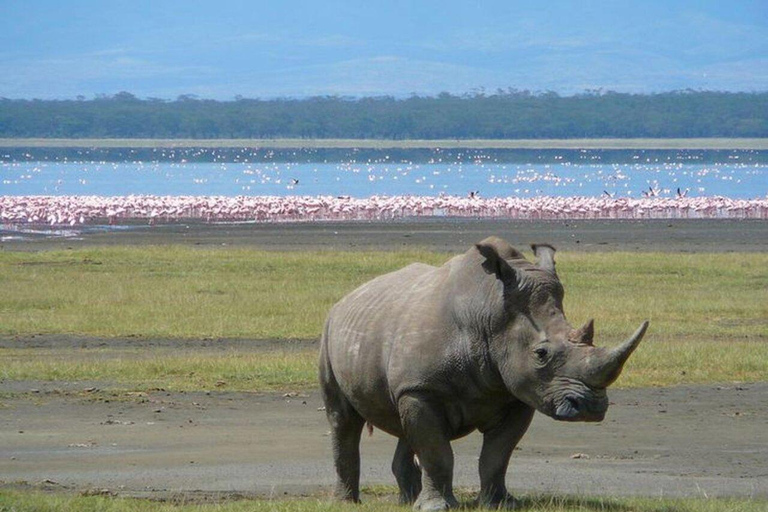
[0,90,765,139]
[112,91,139,102]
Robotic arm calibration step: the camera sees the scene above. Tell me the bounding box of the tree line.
[1,90,765,139]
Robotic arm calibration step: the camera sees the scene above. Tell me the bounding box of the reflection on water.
[3,147,768,165]
[2,150,766,199]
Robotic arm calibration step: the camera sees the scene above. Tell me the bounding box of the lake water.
[2,149,767,199]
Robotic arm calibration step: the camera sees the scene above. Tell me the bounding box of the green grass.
[0,247,766,390]
[2,340,767,391]
[0,348,317,392]
[559,252,768,340]
[0,490,765,512]
[0,247,446,339]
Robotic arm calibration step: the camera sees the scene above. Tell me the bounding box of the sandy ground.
[3,218,768,253]
[1,377,766,500]
[1,219,767,501]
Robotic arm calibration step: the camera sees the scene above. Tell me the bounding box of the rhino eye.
[534,347,549,361]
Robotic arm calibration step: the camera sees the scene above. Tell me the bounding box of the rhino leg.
[476,402,535,509]
[320,353,366,502]
[328,408,365,502]
[399,394,459,511]
[392,438,422,504]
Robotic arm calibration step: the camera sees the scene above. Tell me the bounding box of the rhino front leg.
[392,438,422,504]
[477,402,535,509]
[399,394,459,511]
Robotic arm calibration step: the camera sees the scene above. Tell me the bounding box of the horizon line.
[3,88,768,103]
[2,138,768,150]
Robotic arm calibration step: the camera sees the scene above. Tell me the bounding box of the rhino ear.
[476,242,518,285]
[531,243,557,275]
[476,236,525,260]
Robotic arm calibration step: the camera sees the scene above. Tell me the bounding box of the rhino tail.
[366,421,374,436]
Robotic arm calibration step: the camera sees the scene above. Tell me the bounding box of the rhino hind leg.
[320,352,366,502]
[328,409,365,502]
[399,394,459,510]
[392,438,422,504]
[476,402,535,509]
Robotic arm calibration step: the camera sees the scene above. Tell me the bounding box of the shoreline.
[2,137,768,150]
[3,218,767,253]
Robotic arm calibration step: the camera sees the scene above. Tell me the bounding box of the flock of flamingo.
[1,194,767,227]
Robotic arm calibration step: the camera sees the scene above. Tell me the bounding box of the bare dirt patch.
[0,334,315,352]
[3,218,768,253]
[1,378,766,500]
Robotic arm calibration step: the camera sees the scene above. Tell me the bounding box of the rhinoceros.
[319,237,648,510]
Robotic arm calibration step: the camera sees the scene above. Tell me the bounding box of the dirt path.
[1,381,766,500]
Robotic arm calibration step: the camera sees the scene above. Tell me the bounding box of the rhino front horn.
[595,321,650,387]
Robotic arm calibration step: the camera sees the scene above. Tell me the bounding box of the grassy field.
[0,490,765,512]
[1,137,767,149]
[0,247,445,339]
[1,247,766,390]
[0,348,316,392]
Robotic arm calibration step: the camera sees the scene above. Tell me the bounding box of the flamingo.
[1,195,768,226]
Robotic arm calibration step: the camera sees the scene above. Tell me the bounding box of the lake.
[2,148,767,199]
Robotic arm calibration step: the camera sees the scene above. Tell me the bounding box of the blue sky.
[1,0,766,99]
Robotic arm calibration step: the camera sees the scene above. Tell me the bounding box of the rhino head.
[472,237,649,422]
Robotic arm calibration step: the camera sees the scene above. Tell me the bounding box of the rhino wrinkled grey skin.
[319,237,649,510]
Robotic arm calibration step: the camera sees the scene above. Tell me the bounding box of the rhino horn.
[570,318,595,346]
[589,321,650,387]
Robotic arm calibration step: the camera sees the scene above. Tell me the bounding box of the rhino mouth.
[553,391,608,422]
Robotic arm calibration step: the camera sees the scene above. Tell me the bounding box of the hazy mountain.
[1,0,765,99]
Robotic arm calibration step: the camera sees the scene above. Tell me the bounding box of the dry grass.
[0,489,764,512]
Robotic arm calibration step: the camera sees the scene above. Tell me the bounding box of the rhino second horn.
[571,318,595,345]
[593,321,650,387]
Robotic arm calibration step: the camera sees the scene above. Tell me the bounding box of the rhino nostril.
[554,395,582,420]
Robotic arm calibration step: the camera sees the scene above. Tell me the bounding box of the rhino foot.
[414,494,458,511]
[476,492,519,510]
